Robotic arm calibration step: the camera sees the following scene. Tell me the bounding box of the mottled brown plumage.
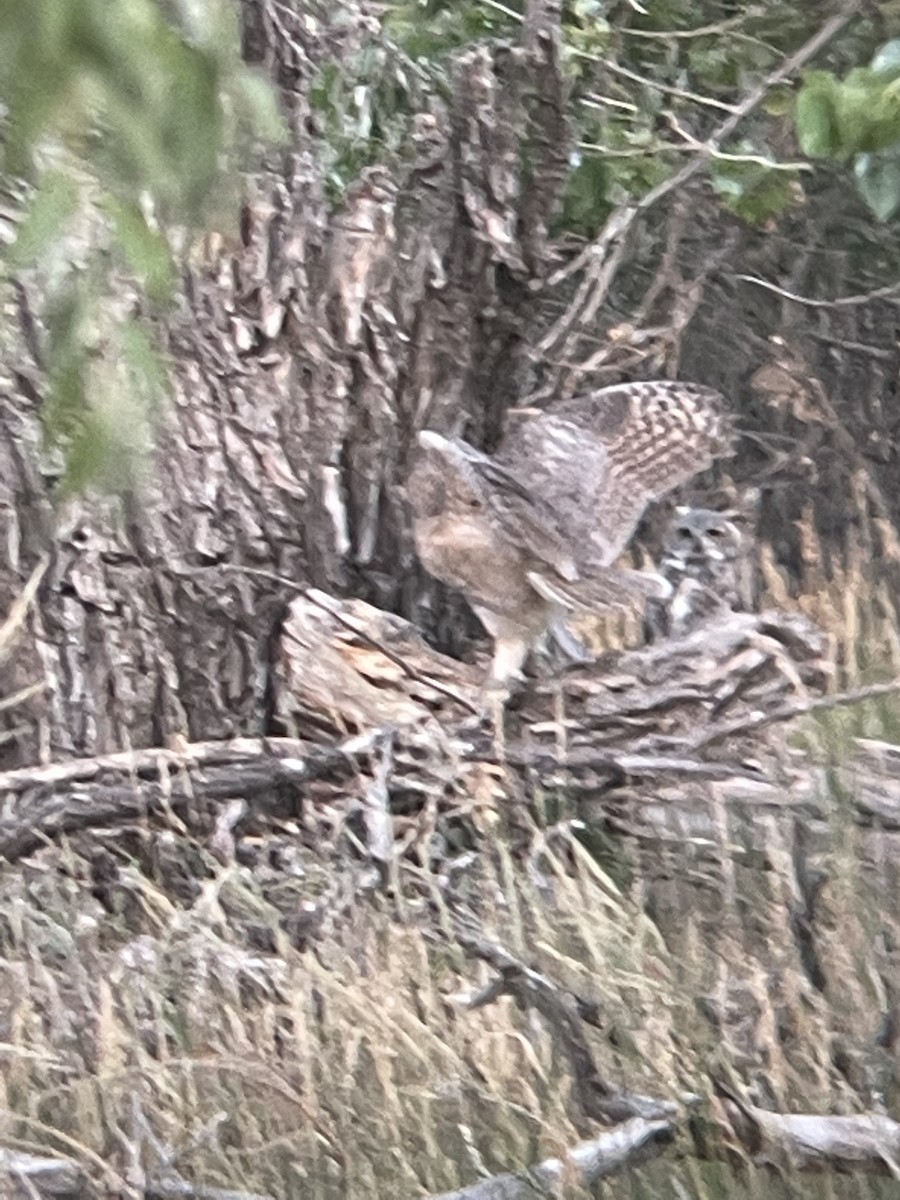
[649,505,755,639]
[408,381,733,685]
[500,381,732,570]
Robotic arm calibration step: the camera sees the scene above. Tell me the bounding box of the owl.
[648,505,755,640]
[407,380,733,687]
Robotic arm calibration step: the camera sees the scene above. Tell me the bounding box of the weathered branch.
[0,595,844,864]
[429,1119,676,1200]
[0,1145,276,1200]
[718,1084,900,1176]
[0,735,366,861]
[146,1183,275,1200]
[451,924,677,1125]
[0,1148,85,1197]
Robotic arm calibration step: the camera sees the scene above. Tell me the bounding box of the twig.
[0,734,376,862]
[617,7,765,39]
[0,681,44,714]
[429,1120,675,1200]
[0,1146,84,1197]
[147,1184,275,1200]
[0,735,327,794]
[578,139,811,170]
[735,274,900,309]
[692,677,900,752]
[584,58,738,113]
[451,922,677,1124]
[538,2,863,354]
[0,556,48,661]
[662,110,810,169]
[641,2,863,204]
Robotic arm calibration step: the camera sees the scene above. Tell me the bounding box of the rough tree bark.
[0,0,574,767]
[1,0,898,771]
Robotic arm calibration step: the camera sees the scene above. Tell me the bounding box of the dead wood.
[0,591,880,868]
[146,1184,276,1200]
[717,1084,900,1176]
[449,922,677,1127]
[0,1148,85,1198]
[0,1144,277,1200]
[0,736,361,862]
[274,590,837,856]
[428,1119,676,1200]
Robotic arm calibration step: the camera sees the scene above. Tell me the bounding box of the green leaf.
[711,158,801,226]
[795,72,842,158]
[762,85,793,118]
[835,71,900,155]
[559,153,611,237]
[854,150,900,220]
[7,171,80,268]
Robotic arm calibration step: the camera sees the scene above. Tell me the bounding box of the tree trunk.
[2,1,900,771]
[0,0,573,766]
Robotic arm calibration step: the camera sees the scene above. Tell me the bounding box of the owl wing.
[416,432,578,580]
[527,566,670,611]
[500,380,732,570]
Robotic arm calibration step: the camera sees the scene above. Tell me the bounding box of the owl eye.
[676,526,692,539]
[707,526,726,538]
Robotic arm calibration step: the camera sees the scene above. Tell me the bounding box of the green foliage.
[0,0,895,492]
[386,0,519,60]
[309,54,416,202]
[796,72,844,159]
[795,40,900,220]
[0,0,283,496]
[558,153,613,238]
[710,151,803,226]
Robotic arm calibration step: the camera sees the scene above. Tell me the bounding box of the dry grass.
[0,788,897,1199]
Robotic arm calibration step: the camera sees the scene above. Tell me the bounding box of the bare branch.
[147,1183,275,1200]
[617,7,766,40]
[538,2,863,357]
[583,58,738,113]
[0,1147,84,1197]
[735,274,900,309]
[451,924,677,1125]
[0,556,48,663]
[429,1119,675,1200]
[717,1083,900,1176]
[0,735,370,862]
[691,677,900,754]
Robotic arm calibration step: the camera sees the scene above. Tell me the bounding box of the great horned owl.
[407,380,733,686]
[649,505,755,640]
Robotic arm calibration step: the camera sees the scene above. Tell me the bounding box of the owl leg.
[489,636,530,687]
[476,637,531,760]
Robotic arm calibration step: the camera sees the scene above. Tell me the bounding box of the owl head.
[406,432,475,517]
[661,507,746,579]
